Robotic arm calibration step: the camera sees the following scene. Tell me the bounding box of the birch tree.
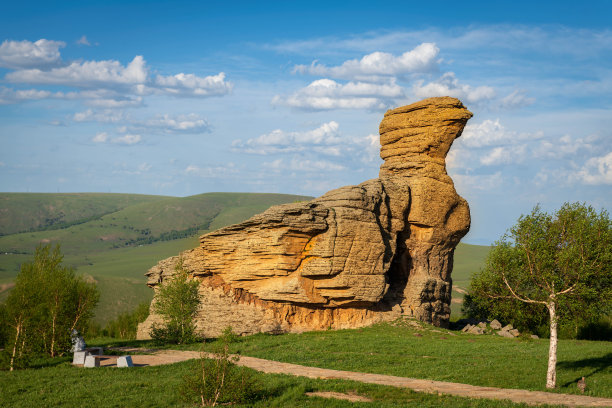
[1,244,99,369]
[469,203,611,389]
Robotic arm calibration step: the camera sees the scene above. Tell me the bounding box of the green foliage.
[0,244,99,370]
[181,334,260,406]
[97,302,150,339]
[466,203,612,338]
[220,326,241,344]
[151,259,201,344]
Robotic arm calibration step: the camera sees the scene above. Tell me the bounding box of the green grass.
[0,356,559,407]
[451,243,490,318]
[215,321,610,398]
[0,192,165,236]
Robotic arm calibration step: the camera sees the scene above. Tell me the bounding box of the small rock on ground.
[305,391,373,402]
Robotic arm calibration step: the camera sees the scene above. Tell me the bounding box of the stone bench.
[83,354,133,368]
[72,347,104,365]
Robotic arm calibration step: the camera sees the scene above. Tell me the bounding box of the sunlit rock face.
[137,97,472,339]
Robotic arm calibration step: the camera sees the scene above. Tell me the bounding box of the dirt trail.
[106,348,612,407]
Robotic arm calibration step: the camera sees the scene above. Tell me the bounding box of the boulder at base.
[138,97,472,339]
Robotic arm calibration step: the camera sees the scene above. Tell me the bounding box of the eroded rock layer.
[137,97,472,339]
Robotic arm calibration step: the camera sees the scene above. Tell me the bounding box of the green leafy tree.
[151,259,201,344]
[466,203,611,389]
[1,244,99,370]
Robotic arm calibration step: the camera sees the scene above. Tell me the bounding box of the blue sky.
[1,1,611,245]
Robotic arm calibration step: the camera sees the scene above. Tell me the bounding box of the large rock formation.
[137,97,472,339]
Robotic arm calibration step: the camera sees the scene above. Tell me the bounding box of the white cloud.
[153,72,232,97]
[86,96,143,108]
[92,132,109,143]
[0,39,65,69]
[113,134,141,145]
[413,72,496,104]
[480,145,526,166]
[273,78,401,110]
[460,119,543,148]
[143,113,210,133]
[137,162,152,172]
[76,36,91,46]
[534,134,598,160]
[185,163,237,178]
[7,55,148,87]
[232,121,342,155]
[499,90,535,109]
[293,42,439,81]
[577,152,612,185]
[74,109,126,123]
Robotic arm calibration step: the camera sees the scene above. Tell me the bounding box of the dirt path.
[107,348,612,407]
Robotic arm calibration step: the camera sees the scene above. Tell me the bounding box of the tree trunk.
[10,320,22,372]
[546,301,558,389]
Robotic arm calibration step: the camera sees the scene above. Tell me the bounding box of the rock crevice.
[138,97,472,339]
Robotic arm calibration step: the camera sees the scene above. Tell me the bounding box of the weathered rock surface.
[138,97,472,339]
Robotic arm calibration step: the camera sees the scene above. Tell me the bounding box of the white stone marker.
[117,355,133,368]
[84,354,100,368]
[73,351,90,365]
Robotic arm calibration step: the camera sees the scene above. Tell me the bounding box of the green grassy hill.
[450,243,491,318]
[0,193,165,236]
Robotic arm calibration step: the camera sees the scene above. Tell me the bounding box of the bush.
[150,258,201,344]
[181,335,260,406]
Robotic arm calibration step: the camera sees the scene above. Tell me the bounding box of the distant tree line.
[113,224,210,248]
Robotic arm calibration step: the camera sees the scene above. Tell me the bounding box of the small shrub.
[181,336,260,406]
[220,326,240,344]
[150,258,201,345]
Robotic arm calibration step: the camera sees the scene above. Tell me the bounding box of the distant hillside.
[0,193,166,236]
[0,192,313,261]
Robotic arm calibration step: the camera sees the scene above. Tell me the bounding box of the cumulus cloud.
[293,43,439,81]
[141,113,210,133]
[480,145,527,166]
[0,39,65,69]
[413,72,496,104]
[1,40,233,108]
[113,133,141,145]
[577,151,612,185]
[92,131,140,145]
[534,134,598,159]
[74,109,126,123]
[7,55,148,87]
[273,78,402,110]
[153,72,232,97]
[460,119,543,148]
[233,121,342,154]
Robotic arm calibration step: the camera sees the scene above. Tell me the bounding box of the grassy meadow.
[2,192,610,408]
[2,320,609,407]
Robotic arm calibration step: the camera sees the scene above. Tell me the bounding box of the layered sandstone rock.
[137,97,472,339]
